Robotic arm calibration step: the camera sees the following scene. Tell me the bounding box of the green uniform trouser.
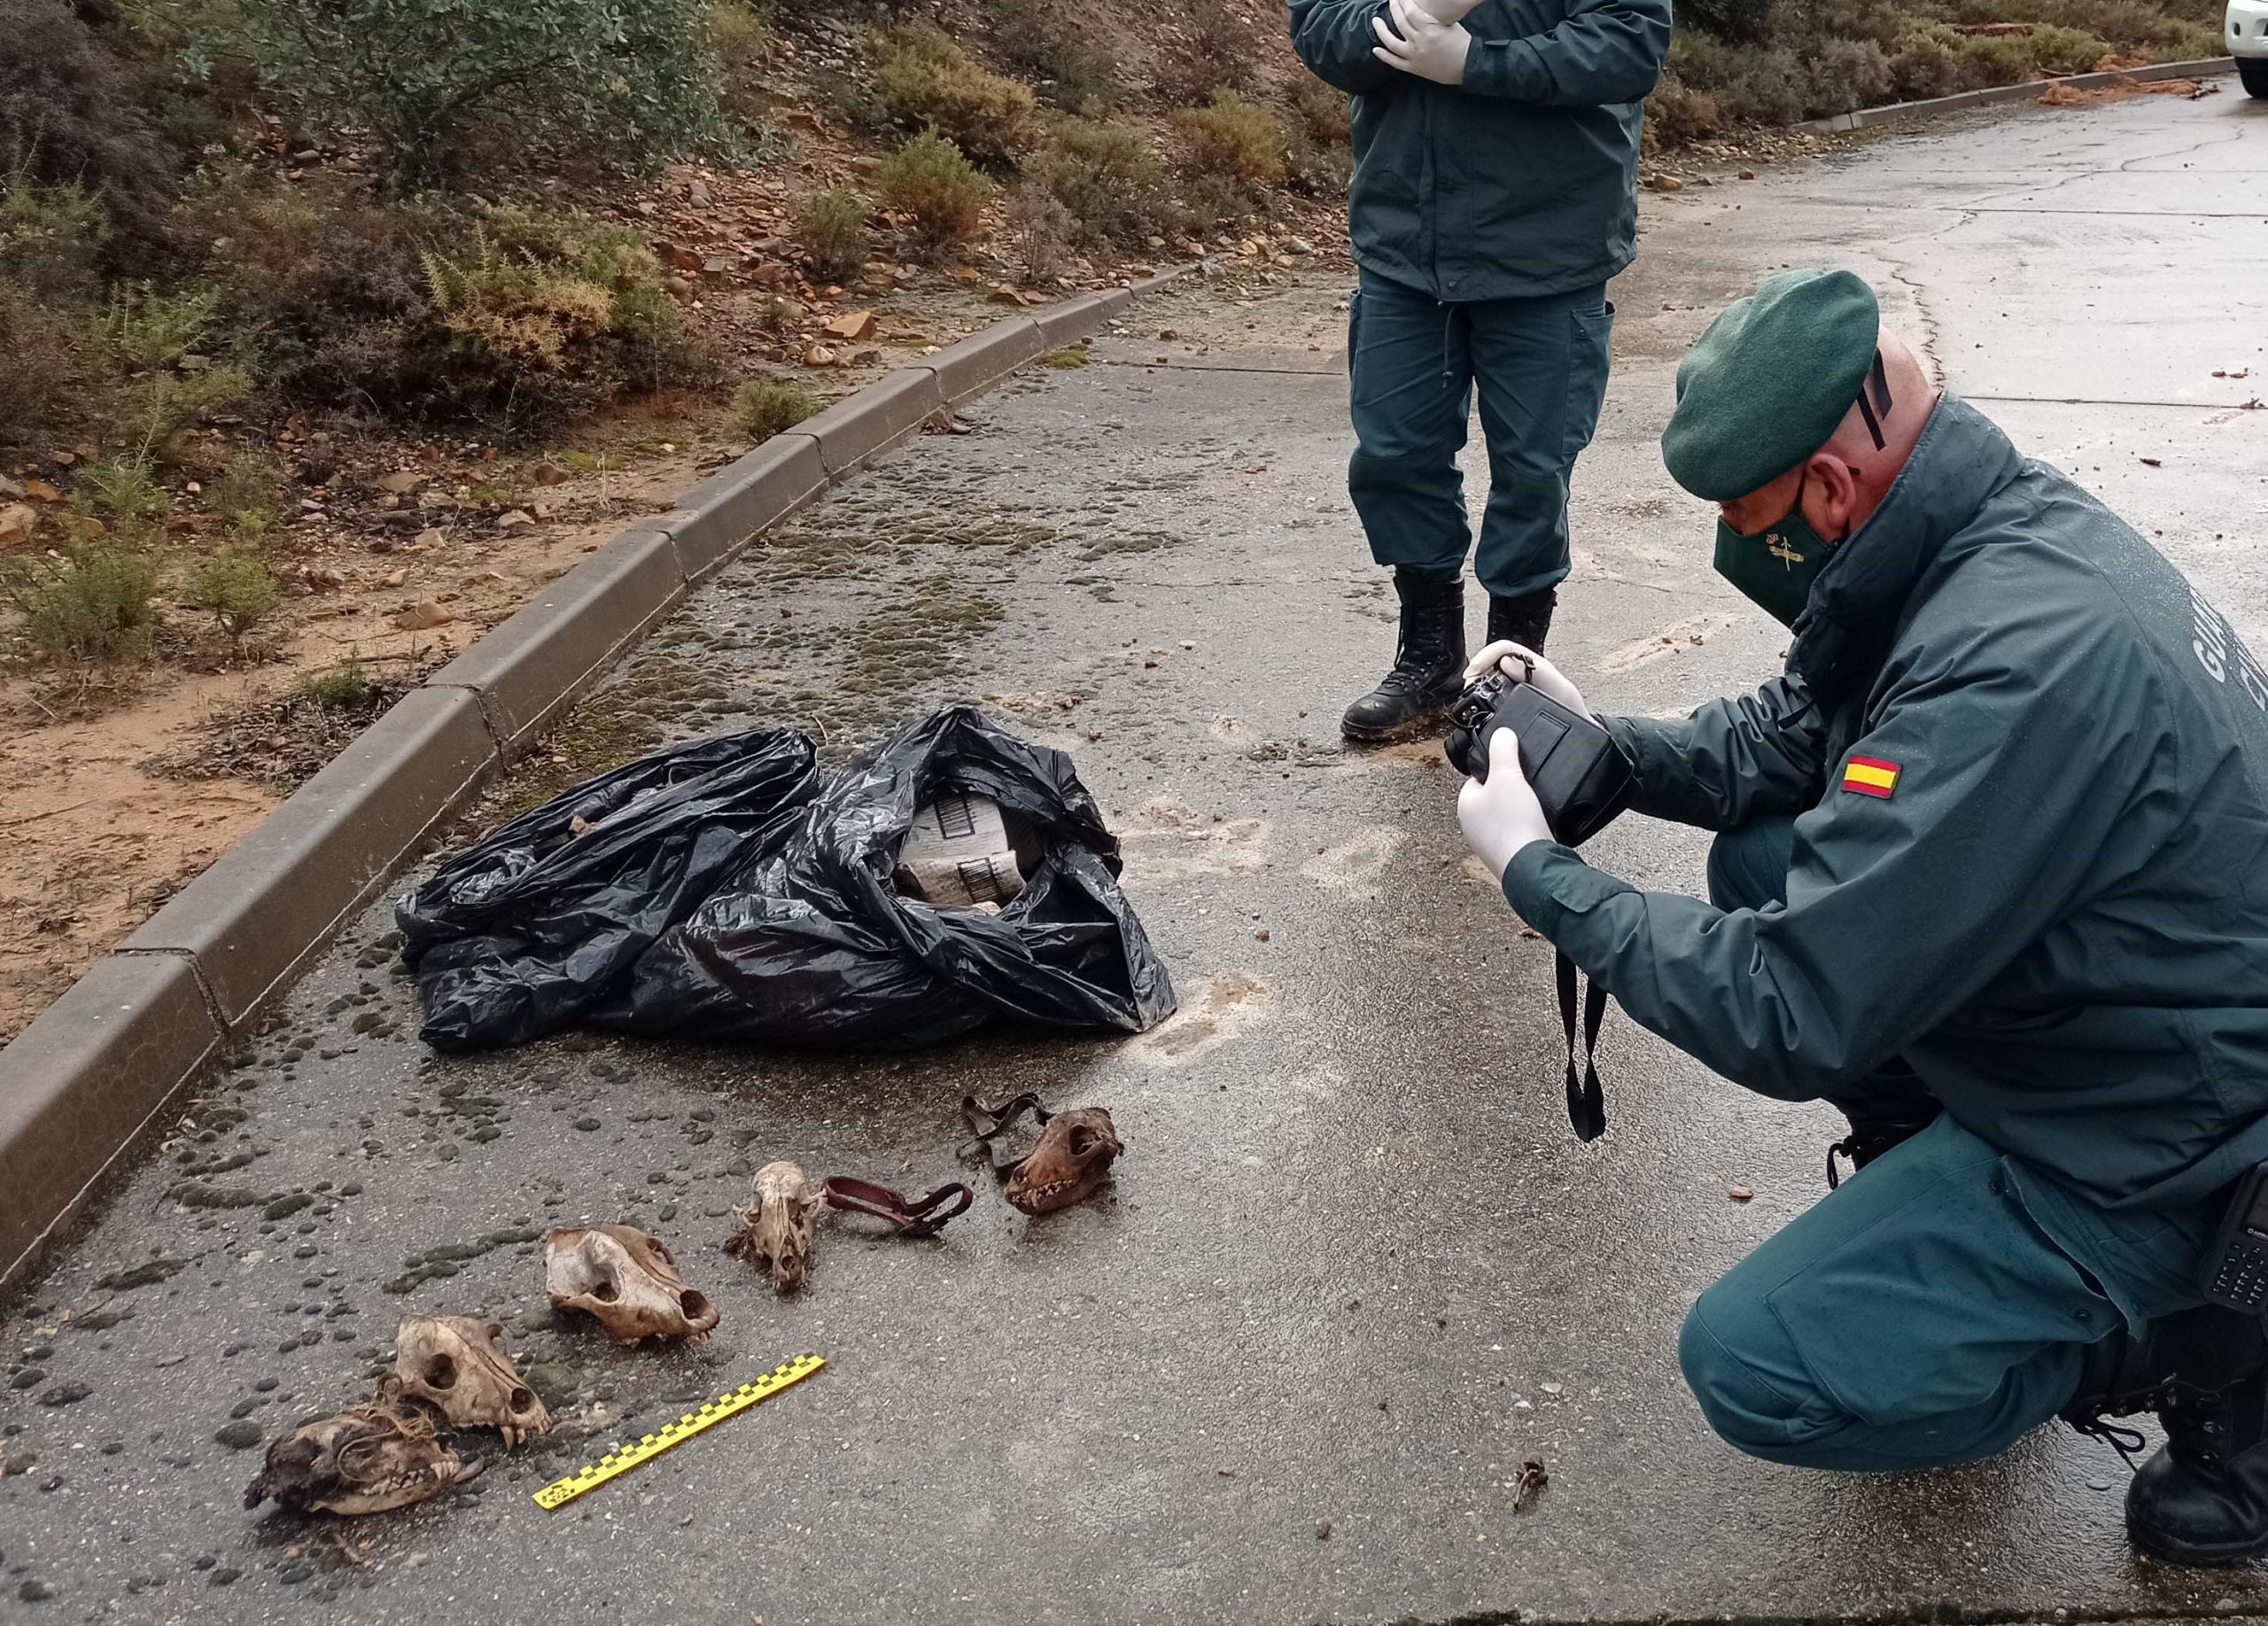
[1346,267,1613,601]
[1682,817,2210,1470]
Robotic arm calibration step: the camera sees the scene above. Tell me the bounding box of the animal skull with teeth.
[1003,1107,1122,1214]
[382,1316,551,1446]
[244,1402,479,1516]
[725,1161,823,1294]
[545,1224,719,1344]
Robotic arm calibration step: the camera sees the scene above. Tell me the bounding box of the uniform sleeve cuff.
[1502,840,1581,934]
[1463,37,1550,98]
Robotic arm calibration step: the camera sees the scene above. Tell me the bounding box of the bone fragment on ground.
[382,1315,552,1446]
[725,1160,823,1293]
[243,1403,477,1516]
[544,1224,720,1344]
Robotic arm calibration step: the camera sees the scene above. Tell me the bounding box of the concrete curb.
[0,261,1200,1290]
[1796,56,2235,134]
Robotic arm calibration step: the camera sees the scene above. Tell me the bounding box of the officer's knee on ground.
[1677,1291,1813,1461]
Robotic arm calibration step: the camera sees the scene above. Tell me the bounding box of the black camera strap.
[1556,952,1608,1141]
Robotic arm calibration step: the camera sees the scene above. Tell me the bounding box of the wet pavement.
[6,90,2268,1624]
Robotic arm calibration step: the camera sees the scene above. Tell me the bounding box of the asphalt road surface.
[5,89,2268,1625]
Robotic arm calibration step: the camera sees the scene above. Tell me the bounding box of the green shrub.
[0,174,109,300]
[991,0,1120,111]
[1006,180,1074,282]
[1291,79,1353,147]
[297,661,381,709]
[792,189,871,282]
[413,206,703,428]
[1679,0,1776,43]
[1027,118,1177,247]
[0,281,89,447]
[878,129,994,253]
[182,552,281,645]
[97,286,220,370]
[2,546,163,664]
[1171,91,1287,186]
[0,0,175,233]
[196,0,735,188]
[1884,27,1975,97]
[729,375,816,440]
[873,25,1036,163]
[69,455,167,521]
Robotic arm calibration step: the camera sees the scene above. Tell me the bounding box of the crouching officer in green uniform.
[1287,0,1670,743]
[1456,268,2268,1564]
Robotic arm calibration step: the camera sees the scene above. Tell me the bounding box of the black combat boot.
[1341,569,1466,743]
[2063,1304,2268,1565]
[1486,587,1557,655]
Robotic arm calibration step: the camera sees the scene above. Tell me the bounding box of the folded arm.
[1289,0,1404,94]
[1461,0,1672,105]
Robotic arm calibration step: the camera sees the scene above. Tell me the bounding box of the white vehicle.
[2232,0,2268,97]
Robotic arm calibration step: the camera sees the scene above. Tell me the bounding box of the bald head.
[1718,331,1940,540]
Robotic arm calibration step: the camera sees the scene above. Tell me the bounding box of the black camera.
[1441,665,1635,848]
[1443,667,1518,780]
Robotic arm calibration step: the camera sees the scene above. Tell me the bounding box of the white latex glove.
[1458,727,1553,881]
[1371,0,1471,84]
[1465,638,1595,720]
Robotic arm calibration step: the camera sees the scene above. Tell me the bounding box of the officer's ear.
[1804,453,1864,540]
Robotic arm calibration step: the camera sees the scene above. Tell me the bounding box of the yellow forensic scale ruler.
[532,1353,825,1510]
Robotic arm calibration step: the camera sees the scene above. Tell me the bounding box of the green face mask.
[1713,475,1842,627]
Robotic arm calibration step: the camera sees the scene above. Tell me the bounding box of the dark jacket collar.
[1787,394,2025,703]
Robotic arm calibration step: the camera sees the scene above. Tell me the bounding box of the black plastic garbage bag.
[397,727,819,1049]
[591,705,1177,1045]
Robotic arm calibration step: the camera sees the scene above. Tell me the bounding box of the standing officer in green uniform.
[1287,0,1670,743]
[1456,268,2268,1564]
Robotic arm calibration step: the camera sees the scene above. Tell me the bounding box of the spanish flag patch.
[1843,755,1900,798]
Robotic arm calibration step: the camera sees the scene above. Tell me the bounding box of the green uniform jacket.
[1286,0,1671,301]
[1506,397,2268,1228]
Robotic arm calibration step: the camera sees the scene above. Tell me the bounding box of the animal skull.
[545,1224,719,1345]
[383,1316,551,1446]
[1003,1107,1122,1214]
[725,1161,822,1294]
[244,1403,477,1516]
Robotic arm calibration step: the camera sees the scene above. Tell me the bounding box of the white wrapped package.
[895,791,1027,907]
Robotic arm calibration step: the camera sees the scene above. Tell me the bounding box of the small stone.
[1644,173,1683,192]
[822,309,878,342]
[392,599,453,631]
[573,1116,601,1132]
[18,1579,55,1602]
[801,345,835,368]
[376,471,422,494]
[415,527,446,548]
[36,1381,89,1407]
[1738,168,1757,180]
[1316,1520,1332,1540]
[496,509,536,533]
[1285,237,1316,255]
[532,462,572,486]
[214,1420,262,1450]
[0,503,35,548]
[1728,1185,1754,1202]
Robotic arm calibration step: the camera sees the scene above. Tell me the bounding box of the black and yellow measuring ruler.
[532,1353,825,1510]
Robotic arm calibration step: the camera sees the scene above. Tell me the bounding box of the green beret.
[1660,268,1881,502]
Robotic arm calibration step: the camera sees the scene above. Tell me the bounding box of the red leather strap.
[821,1177,974,1238]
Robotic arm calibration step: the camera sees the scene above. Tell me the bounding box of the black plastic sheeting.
[398,707,1176,1051]
[397,727,819,1050]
